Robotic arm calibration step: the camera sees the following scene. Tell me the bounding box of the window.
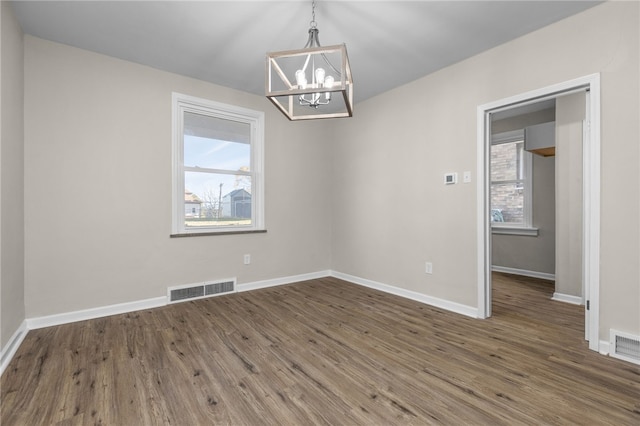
[172,93,264,235]
[491,130,534,233]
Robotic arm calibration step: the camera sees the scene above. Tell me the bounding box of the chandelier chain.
[310,0,317,29]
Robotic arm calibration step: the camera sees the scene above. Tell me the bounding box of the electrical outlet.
[463,171,471,183]
[425,262,433,274]
[243,254,251,265]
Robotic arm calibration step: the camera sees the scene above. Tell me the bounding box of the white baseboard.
[26,296,167,330]
[3,268,478,374]
[23,269,475,329]
[552,292,583,305]
[237,270,331,292]
[1,320,28,376]
[599,340,610,356]
[24,271,332,332]
[331,271,478,318]
[492,265,555,281]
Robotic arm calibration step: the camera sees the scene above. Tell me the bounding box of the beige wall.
[491,108,556,275]
[555,92,585,297]
[23,36,332,317]
[492,155,556,275]
[332,1,639,338]
[1,2,26,349]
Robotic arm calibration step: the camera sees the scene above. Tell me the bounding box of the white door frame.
[476,73,601,352]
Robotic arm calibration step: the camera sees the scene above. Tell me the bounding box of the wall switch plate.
[463,171,471,183]
[444,173,457,185]
[243,254,251,265]
[425,262,433,274]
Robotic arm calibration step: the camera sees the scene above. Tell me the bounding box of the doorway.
[476,74,601,352]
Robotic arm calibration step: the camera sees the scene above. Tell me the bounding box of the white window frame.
[490,129,537,236]
[171,93,265,236]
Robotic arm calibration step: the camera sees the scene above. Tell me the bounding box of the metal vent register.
[168,279,235,303]
[610,330,640,365]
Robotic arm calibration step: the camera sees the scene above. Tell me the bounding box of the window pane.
[184,112,250,143]
[184,171,252,228]
[491,182,524,224]
[184,135,250,171]
[491,141,523,182]
[183,112,251,171]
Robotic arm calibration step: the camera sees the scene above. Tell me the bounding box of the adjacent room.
[1,1,639,424]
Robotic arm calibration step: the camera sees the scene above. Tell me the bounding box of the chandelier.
[266,0,353,120]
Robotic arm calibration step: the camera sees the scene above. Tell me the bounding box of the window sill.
[491,226,539,237]
[171,229,267,238]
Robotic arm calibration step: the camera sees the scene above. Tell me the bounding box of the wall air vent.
[171,285,204,302]
[168,278,236,304]
[610,329,640,365]
[205,280,234,295]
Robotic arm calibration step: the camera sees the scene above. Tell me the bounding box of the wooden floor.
[2,273,639,425]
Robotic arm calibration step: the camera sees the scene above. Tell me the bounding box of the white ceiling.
[11,1,601,104]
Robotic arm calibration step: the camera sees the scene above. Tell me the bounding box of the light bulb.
[324,75,334,100]
[315,68,326,86]
[324,75,334,88]
[295,70,307,89]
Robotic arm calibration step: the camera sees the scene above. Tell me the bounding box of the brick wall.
[491,141,524,223]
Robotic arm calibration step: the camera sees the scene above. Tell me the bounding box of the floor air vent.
[168,279,236,303]
[610,330,640,365]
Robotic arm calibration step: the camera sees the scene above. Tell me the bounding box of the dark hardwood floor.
[2,273,639,425]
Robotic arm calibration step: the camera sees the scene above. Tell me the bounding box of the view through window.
[491,132,531,227]
[173,94,264,234]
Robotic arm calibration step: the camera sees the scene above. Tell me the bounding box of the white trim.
[478,73,600,352]
[582,114,589,342]
[477,107,492,319]
[236,270,331,292]
[26,296,167,330]
[1,320,28,376]
[331,271,478,318]
[491,265,555,281]
[583,77,601,351]
[15,269,480,329]
[171,92,265,235]
[2,269,492,371]
[171,92,183,234]
[19,274,332,332]
[552,292,583,305]
[5,269,476,332]
[599,340,610,356]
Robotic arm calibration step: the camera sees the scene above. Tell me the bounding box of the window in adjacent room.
[490,130,534,233]
[172,93,264,235]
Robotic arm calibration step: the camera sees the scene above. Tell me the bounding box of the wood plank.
[2,273,639,424]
